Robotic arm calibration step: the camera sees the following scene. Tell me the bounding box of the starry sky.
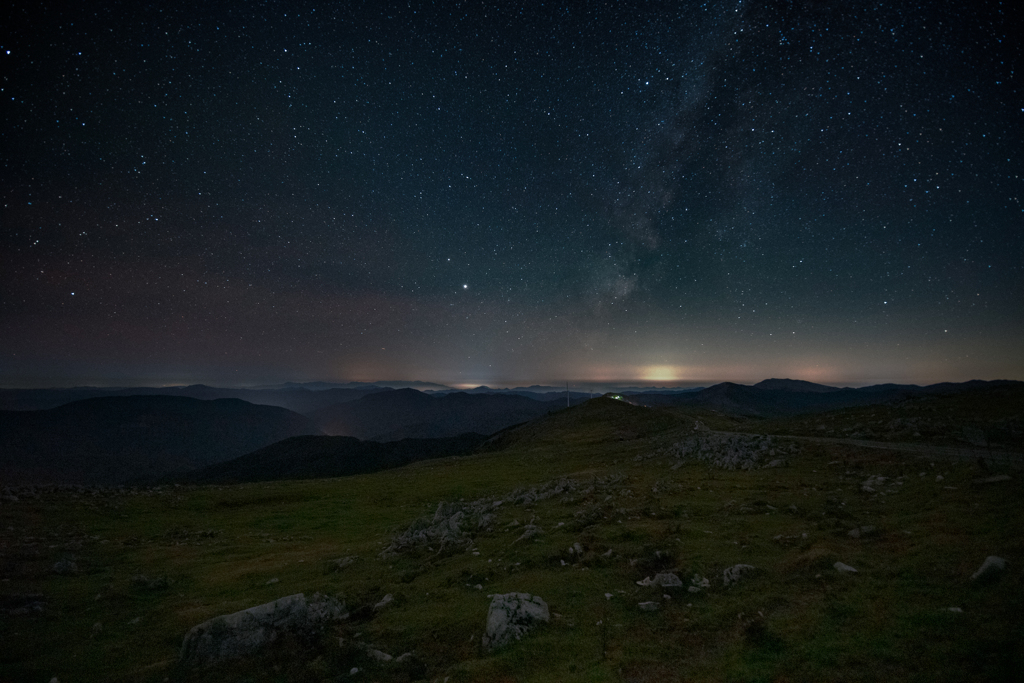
[2,1,1021,389]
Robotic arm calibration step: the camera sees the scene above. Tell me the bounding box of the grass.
[2,398,1022,682]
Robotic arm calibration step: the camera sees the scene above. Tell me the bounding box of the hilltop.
[1,395,1021,682]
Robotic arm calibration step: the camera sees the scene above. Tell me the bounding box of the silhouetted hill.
[0,396,321,485]
[753,378,841,393]
[0,385,385,414]
[480,396,679,452]
[629,379,1023,418]
[180,433,488,484]
[311,388,576,440]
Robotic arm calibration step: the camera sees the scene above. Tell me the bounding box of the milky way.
[2,1,1021,388]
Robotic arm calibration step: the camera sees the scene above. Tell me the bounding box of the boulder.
[636,573,683,588]
[180,593,347,667]
[722,564,756,586]
[688,574,710,593]
[637,601,660,611]
[52,559,78,575]
[971,556,1007,582]
[834,562,858,573]
[481,592,549,650]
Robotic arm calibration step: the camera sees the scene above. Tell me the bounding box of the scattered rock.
[660,434,795,470]
[131,574,170,590]
[637,601,660,611]
[2,593,47,616]
[52,559,78,575]
[637,573,683,588]
[515,524,543,543]
[180,593,348,667]
[688,575,710,593]
[834,562,858,573]
[946,607,963,613]
[373,594,393,611]
[481,592,549,650]
[973,475,1012,485]
[329,556,359,571]
[971,556,1007,582]
[847,525,877,539]
[365,647,393,662]
[722,564,756,587]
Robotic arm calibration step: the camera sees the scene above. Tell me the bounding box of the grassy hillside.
[740,383,1024,449]
[1,398,1021,682]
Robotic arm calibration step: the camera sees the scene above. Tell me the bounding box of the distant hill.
[752,378,841,393]
[180,433,488,484]
[629,379,1023,418]
[0,396,321,485]
[310,388,578,440]
[480,396,680,452]
[0,384,386,414]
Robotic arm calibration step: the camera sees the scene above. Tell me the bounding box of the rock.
[373,594,393,611]
[834,562,858,573]
[53,559,78,575]
[515,524,543,543]
[946,607,963,613]
[365,647,393,662]
[180,593,347,667]
[636,573,683,588]
[973,475,1012,485]
[847,525,876,539]
[131,574,170,590]
[971,556,1007,582]
[481,592,549,650]
[329,555,359,571]
[637,601,660,611]
[688,574,710,593]
[764,459,787,469]
[722,564,755,587]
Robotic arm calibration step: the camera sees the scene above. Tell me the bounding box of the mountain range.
[0,395,320,485]
[1,378,1019,486]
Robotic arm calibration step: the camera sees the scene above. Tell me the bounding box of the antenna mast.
[566,381,569,408]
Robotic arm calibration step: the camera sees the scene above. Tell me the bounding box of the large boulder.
[481,592,549,651]
[722,564,756,586]
[971,556,1007,582]
[636,573,683,588]
[180,593,347,667]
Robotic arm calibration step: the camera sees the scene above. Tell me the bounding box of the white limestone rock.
[481,592,549,651]
[636,572,684,588]
[722,564,756,587]
[971,556,1007,582]
[180,593,347,667]
[834,562,858,573]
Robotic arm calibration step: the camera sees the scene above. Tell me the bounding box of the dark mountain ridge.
[629,379,1022,417]
[0,384,387,414]
[310,388,582,441]
[0,395,321,485]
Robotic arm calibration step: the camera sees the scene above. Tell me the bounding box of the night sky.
[2,1,1021,389]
